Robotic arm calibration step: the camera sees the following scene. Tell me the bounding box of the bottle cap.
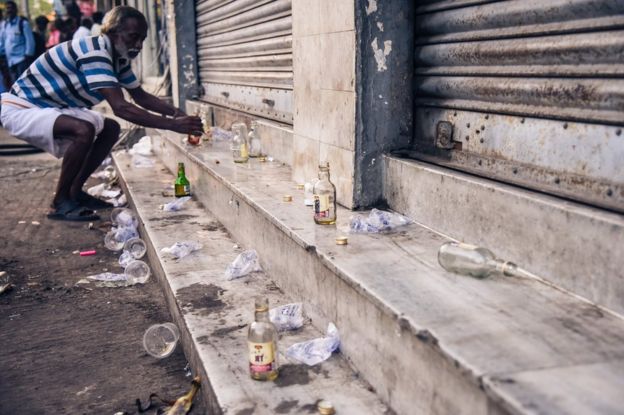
[335,236,348,245]
[259,156,267,162]
[317,400,335,415]
[283,195,293,202]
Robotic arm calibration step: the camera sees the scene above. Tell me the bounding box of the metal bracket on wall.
[435,121,455,149]
[262,98,275,107]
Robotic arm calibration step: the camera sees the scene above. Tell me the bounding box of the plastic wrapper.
[91,166,116,180]
[118,250,134,268]
[285,323,340,366]
[162,196,191,212]
[224,249,262,280]
[114,226,139,242]
[161,241,202,260]
[350,208,412,233]
[128,136,153,156]
[270,303,304,331]
[87,183,106,197]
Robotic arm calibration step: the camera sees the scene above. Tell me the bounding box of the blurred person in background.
[91,11,103,36]
[60,16,78,42]
[78,0,94,18]
[73,18,92,39]
[46,18,63,49]
[33,15,49,58]
[0,1,35,84]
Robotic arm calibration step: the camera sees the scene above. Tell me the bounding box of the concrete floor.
[0,131,206,414]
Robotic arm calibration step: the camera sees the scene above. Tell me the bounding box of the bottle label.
[175,184,190,197]
[314,195,330,217]
[240,143,249,159]
[248,341,275,373]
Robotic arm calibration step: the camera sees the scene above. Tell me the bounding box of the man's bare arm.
[99,87,202,134]
[128,86,185,117]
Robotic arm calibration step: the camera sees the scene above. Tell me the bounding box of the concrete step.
[112,152,388,415]
[125,132,624,415]
[383,155,624,317]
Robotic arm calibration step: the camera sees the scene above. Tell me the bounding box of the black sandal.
[47,200,100,222]
[77,190,114,209]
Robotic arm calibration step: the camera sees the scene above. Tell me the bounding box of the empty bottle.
[438,242,520,279]
[248,297,279,381]
[175,162,191,198]
[232,123,249,163]
[248,121,262,157]
[313,163,337,225]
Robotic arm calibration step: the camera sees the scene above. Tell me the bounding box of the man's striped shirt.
[10,35,139,108]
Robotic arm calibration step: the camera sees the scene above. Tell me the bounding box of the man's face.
[6,3,17,19]
[111,17,147,61]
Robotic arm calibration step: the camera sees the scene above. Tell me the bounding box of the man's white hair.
[101,6,147,35]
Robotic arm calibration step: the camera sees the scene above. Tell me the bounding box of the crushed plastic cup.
[124,237,147,259]
[124,260,150,284]
[349,209,412,233]
[111,208,138,228]
[286,323,340,366]
[143,323,180,358]
[105,230,126,251]
[118,250,134,268]
[160,241,202,260]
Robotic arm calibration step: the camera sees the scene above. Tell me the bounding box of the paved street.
[0,132,205,414]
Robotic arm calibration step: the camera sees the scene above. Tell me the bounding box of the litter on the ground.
[286,323,340,366]
[350,208,412,233]
[0,271,6,279]
[105,193,127,207]
[128,136,153,156]
[270,303,304,331]
[31,221,40,225]
[17,220,26,224]
[90,165,116,180]
[225,249,262,280]
[161,241,202,260]
[86,183,106,197]
[0,283,14,295]
[162,196,191,212]
[86,261,150,287]
[118,250,134,268]
[135,376,201,415]
[111,208,138,228]
[80,250,96,256]
[143,323,180,358]
[72,250,79,255]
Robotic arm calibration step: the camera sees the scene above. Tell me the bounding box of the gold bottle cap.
[335,236,348,245]
[296,183,305,190]
[283,195,293,202]
[259,156,267,162]
[317,400,335,415]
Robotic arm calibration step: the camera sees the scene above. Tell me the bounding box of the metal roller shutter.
[411,0,624,212]
[195,0,293,124]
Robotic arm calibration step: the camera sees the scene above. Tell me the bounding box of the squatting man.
[1,6,203,221]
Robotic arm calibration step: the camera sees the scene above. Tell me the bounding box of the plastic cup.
[118,250,133,268]
[124,237,147,259]
[104,230,125,251]
[125,260,150,284]
[111,208,137,228]
[143,323,180,358]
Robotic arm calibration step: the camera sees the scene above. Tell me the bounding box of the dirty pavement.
[0,135,205,414]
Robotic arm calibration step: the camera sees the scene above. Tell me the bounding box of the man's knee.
[74,121,96,146]
[103,118,121,138]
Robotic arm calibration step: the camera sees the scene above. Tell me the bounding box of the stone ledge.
[113,151,388,415]
[136,132,624,415]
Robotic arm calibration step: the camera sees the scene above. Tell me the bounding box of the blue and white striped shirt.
[10,35,139,108]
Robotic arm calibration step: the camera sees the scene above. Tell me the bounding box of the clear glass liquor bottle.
[313,163,337,225]
[247,297,279,381]
[438,242,520,279]
[231,123,249,163]
[248,121,262,157]
[174,162,191,197]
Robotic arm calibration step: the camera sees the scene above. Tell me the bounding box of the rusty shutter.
[195,0,292,124]
[411,0,624,212]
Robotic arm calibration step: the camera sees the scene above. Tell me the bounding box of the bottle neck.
[177,166,185,177]
[318,170,329,181]
[255,308,270,322]
[488,259,519,277]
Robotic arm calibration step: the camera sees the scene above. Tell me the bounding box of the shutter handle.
[262,98,275,107]
[221,91,230,98]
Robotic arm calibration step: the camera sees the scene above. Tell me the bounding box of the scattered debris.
[225,249,261,280]
[0,283,14,295]
[135,376,201,414]
[72,250,79,255]
[128,136,153,156]
[270,303,304,331]
[350,208,412,233]
[18,220,26,224]
[31,221,40,226]
[88,222,94,229]
[317,400,336,415]
[161,196,191,212]
[286,323,340,366]
[80,250,96,256]
[161,241,202,260]
[143,323,180,359]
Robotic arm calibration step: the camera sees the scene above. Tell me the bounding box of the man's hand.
[172,115,203,134]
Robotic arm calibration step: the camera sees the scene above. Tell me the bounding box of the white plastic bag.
[161,241,202,260]
[128,136,153,156]
[286,323,340,366]
[225,249,262,280]
[350,208,412,233]
[162,196,191,212]
[87,183,106,197]
[270,303,304,331]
